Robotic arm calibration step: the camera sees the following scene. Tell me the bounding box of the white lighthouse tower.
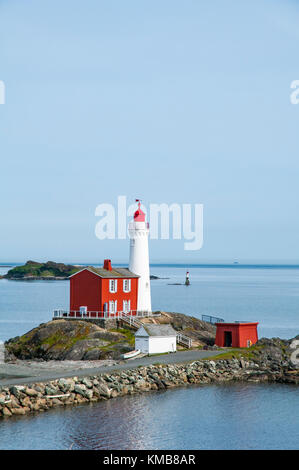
[129,200,152,313]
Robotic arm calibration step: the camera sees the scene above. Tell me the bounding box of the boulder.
[5,320,129,361]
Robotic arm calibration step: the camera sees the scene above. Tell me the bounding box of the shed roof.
[136,324,177,337]
[70,266,139,279]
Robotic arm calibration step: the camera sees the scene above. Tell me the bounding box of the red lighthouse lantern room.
[215,322,259,348]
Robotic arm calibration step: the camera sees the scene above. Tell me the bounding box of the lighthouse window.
[123,279,131,292]
[109,279,117,293]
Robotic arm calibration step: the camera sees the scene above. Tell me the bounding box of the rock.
[81,378,93,389]
[51,398,64,406]
[84,389,93,400]
[1,338,298,421]
[96,383,111,398]
[1,407,12,417]
[82,349,102,360]
[35,398,47,410]
[0,394,10,405]
[45,386,58,396]
[11,407,26,416]
[157,311,216,346]
[58,378,75,392]
[25,387,38,397]
[5,319,131,361]
[74,384,87,396]
[20,396,31,407]
[9,386,25,398]
[4,312,218,362]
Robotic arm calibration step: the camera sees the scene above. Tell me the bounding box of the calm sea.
[0,264,298,449]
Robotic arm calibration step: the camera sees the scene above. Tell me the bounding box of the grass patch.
[109,328,135,346]
[148,352,171,357]
[207,344,265,361]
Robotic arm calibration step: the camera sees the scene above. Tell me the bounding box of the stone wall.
[0,358,298,419]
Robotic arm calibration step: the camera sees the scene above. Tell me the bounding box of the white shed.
[135,324,177,355]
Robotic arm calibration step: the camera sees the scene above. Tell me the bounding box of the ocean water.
[0,264,299,450]
[0,265,299,342]
[0,383,299,450]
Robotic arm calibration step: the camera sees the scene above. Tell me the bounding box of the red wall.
[101,277,138,314]
[70,269,138,316]
[215,323,258,348]
[70,269,102,313]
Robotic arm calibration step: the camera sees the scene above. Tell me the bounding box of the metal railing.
[53,309,161,320]
[121,312,143,328]
[202,315,225,324]
[176,333,192,348]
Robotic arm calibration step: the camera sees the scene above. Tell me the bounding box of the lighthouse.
[128,200,152,313]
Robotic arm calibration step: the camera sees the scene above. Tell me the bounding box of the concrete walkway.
[0,349,224,387]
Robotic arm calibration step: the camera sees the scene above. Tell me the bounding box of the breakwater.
[0,356,298,419]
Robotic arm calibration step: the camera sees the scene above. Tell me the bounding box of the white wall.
[129,221,151,312]
[135,336,149,353]
[149,336,176,354]
[135,335,176,354]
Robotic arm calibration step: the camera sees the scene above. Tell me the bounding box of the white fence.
[53,309,161,320]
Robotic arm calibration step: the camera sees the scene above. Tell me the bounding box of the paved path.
[0,349,224,387]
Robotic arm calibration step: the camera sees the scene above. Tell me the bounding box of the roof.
[70,266,139,279]
[134,201,146,222]
[136,324,177,337]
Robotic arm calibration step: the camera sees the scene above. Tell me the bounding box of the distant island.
[0,260,79,280]
[0,260,165,280]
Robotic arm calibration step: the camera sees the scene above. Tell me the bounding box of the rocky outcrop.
[4,312,217,361]
[5,320,133,361]
[152,311,216,346]
[0,340,298,420]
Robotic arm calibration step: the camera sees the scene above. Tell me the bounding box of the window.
[123,300,131,313]
[109,300,117,314]
[109,279,117,293]
[123,279,131,293]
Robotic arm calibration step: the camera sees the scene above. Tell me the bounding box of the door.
[224,331,232,347]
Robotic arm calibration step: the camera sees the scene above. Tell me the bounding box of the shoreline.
[0,349,223,387]
[0,356,298,420]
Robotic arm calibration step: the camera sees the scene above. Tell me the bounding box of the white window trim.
[123,300,131,313]
[109,300,117,313]
[123,279,131,293]
[109,279,117,293]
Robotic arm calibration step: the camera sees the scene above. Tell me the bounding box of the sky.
[0,0,299,263]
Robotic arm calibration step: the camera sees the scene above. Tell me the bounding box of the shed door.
[224,331,232,347]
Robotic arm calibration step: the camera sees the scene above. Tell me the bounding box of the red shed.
[215,322,259,348]
[69,259,139,318]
